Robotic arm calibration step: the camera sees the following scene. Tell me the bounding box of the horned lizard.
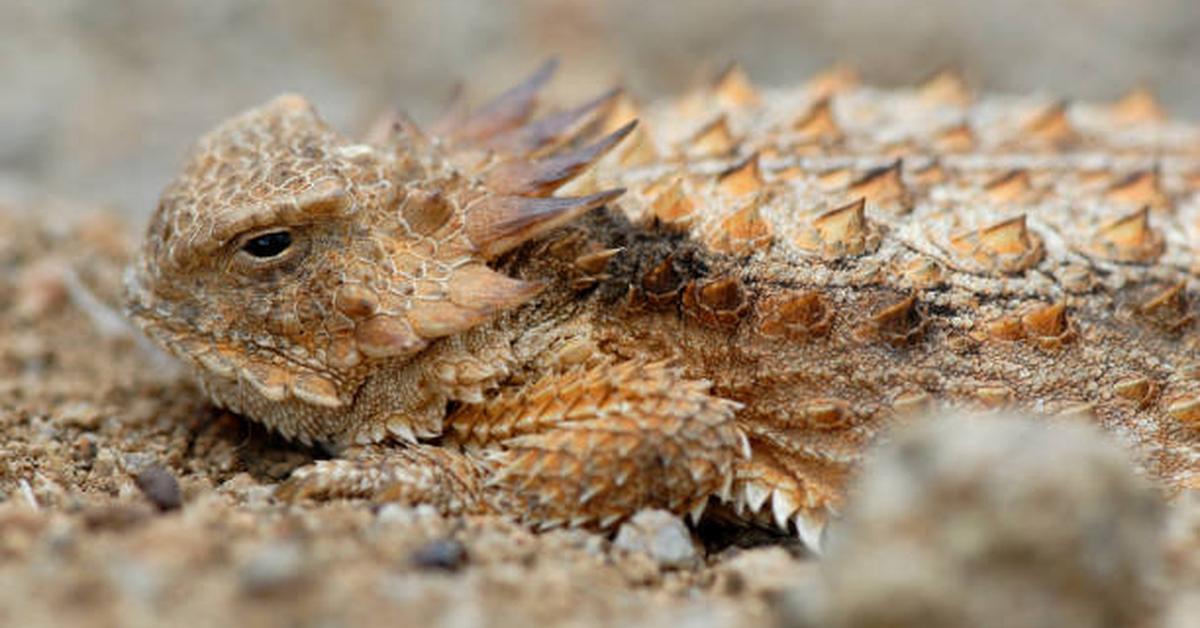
[124,61,1200,549]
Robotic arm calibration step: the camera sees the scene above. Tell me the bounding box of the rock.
[134,464,182,512]
[613,509,699,569]
[783,413,1165,628]
[239,541,306,596]
[1164,491,1200,628]
[409,538,468,572]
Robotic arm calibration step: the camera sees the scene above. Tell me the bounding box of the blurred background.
[2,0,1198,220]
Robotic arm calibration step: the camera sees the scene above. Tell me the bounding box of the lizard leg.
[446,359,747,529]
[274,443,488,515]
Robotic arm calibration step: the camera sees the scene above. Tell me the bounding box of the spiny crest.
[1137,281,1194,332]
[704,194,774,255]
[682,276,750,328]
[716,152,765,197]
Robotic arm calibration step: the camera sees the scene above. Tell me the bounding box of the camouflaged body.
[126,63,1200,541]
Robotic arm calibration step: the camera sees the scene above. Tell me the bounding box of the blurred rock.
[409,538,468,572]
[780,413,1165,628]
[239,541,307,596]
[1163,491,1200,628]
[613,509,700,569]
[133,464,182,512]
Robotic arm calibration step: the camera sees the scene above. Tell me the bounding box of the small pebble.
[613,509,699,569]
[134,464,182,512]
[240,542,306,595]
[409,538,468,572]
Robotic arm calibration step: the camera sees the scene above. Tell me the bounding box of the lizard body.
[125,62,1200,547]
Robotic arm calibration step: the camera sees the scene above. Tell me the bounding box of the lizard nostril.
[241,231,292,258]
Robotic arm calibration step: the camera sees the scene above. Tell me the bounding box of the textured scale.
[126,63,1200,548]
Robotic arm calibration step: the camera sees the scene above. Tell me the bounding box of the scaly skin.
[125,61,1200,547]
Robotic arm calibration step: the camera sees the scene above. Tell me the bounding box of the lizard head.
[125,64,630,445]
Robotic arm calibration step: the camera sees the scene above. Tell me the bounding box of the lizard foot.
[448,359,747,529]
[275,443,488,515]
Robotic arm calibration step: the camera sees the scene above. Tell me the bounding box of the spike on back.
[717,152,764,197]
[485,121,637,196]
[1022,101,1079,148]
[847,161,911,213]
[650,178,700,228]
[984,170,1036,204]
[686,115,737,159]
[1111,87,1167,124]
[934,123,975,153]
[1088,206,1164,263]
[486,87,623,155]
[949,215,1044,274]
[713,62,761,108]
[805,64,860,99]
[792,98,844,142]
[912,160,949,186]
[794,198,878,258]
[706,195,774,255]
[1105,170,1170,211]
[919,70,971,107]
[437,59,559,146]
[466,189,625,259]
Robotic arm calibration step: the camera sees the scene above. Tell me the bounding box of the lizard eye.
[241,231,293,259]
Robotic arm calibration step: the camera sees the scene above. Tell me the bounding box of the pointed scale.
[466,189,625,259]
[712,62,761,108]
[485,87,622,155]
[440,59,559,146]
[485,121,637,196]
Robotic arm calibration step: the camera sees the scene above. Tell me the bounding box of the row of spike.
[639,156,1179,269]
[681,144,1185,210]
[711,62,1167,123]
[465,62,1193,183]
[617,245,1192,342]
[669,100,1167,166]
[685,64,1173,155]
